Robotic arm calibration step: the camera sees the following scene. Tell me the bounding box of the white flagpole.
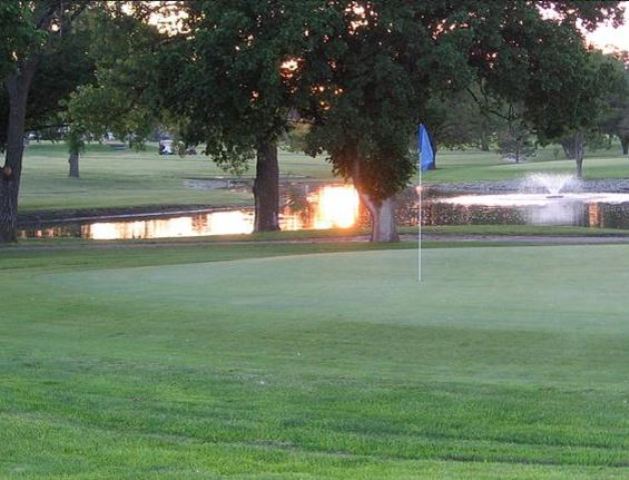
[418,153,422,283]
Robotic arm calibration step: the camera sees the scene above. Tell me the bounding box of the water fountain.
[521,173,580,198]
[435,173,629,227]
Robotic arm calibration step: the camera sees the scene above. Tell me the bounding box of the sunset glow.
[585,6,629,52]
[280,58,301,80]
[85,212,255,240]
[313,185,360,229]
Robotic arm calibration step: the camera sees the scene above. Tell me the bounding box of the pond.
[18,185,361,240]
[18,176,629,240]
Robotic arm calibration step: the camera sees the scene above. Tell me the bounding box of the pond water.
[18,178,629,240]
[423,193,629,229]
[18,185,361,240]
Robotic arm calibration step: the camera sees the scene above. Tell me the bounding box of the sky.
[586,5,629,52]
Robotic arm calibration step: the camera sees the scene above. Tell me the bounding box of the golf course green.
[1,242,628,479]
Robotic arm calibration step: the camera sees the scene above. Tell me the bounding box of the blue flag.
[418,124,434,172]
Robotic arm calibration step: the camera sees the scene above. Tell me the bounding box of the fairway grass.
[421,148,629,184]
[1,243,628,478]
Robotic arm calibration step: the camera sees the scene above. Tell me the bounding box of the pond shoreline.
[5,233,629,253]
[432,178,629,194]
[17,204,250,228]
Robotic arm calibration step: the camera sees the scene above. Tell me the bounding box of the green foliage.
[425,88,502,151]
[598,62,629,149]
[26,12,95,128]
[0,1,46,79]
[530,48,627,144]
[65,82,154,147]
[496,127,536,161]
[157,0,310,172]
[300,1,626,202]
[0,1,93,151]
[301,2,431,201]
[63,9,164,148]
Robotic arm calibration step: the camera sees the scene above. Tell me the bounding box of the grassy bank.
[422,147,629,184]
[1,242,628,478]
[6,224,629,254]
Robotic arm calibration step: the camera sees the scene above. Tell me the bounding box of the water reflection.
[85,212,257,240]
[429,192,629,228]
[20,185,361,240]
[313,185,359,229]
[86,211,253,240]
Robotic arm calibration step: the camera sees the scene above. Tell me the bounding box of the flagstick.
[418,158,422,283]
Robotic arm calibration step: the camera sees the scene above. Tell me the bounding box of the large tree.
[0,0,90,242]
[0,33,94,177]
[618,110,629,156]
[299,1,624,241]
[156,1,310,232]
[530,49,627,177]
[299,2,454,242]
[63,7,163,154]
[426,88,500,153]
[597,64,629,157]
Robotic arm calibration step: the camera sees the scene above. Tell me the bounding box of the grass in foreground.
[1,242,628,479]
[10,224,629,252]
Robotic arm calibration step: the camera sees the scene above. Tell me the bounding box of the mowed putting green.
[1,243,629,479]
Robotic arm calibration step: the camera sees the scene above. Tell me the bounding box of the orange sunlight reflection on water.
[75,185,360,240]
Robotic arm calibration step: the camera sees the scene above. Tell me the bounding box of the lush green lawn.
[1,242,628,478]
[423,148,629,183]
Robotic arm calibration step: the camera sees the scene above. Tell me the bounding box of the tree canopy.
[294,0,625,240]
[64,8,164,147]
[152,0,314,230]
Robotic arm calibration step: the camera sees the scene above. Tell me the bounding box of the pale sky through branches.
[585,4,629,52]
[137,1,629,52]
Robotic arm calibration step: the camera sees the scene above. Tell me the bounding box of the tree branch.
[465,87,511,121]
[35,1,60,30]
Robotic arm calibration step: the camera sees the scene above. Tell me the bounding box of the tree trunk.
[561,137,576,159]
[479,131,490,151]
[68,151,80,178]
[0,162,22,243]
[370,197,399,242]
[253,140,280,232]
[574,131,585,179]
[359,193,399,242]
[1,62,38,243]
[621,136,629,156]
[351,158,399,242]
[428,135,437,170]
